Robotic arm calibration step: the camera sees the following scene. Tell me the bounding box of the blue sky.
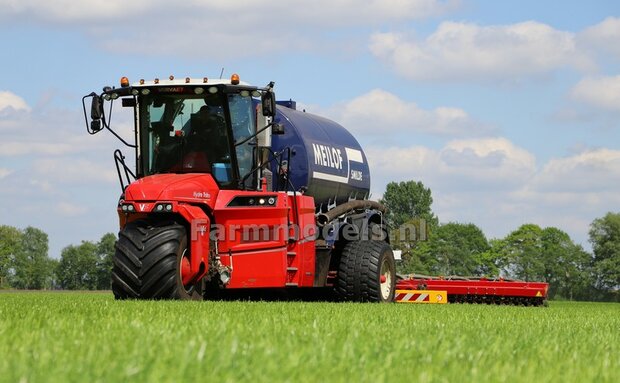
[1,0,619,257]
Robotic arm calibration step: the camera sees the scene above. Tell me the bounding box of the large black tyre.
[336,240,396,302]
[111,220,203,300]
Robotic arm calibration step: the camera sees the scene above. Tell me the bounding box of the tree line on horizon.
[0,228,114,291]
[381,180,619,302]
[0,180,618,301]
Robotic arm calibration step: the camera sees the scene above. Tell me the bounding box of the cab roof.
[130,77,251,87]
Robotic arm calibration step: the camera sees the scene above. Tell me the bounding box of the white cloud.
[570,75,620,112]
[531,148,620,192]
[0,1,457,59]
[366,137,536,195]
[366,139,620,245]
[368,140,620,199]
[370,21,594,82]
[578,17,620,59]
[439,138,536,183]
[325,89,492,138]
[0,0,456,24]
[0,0,153,22]
[0,91,30,114]
[366,145,437,190]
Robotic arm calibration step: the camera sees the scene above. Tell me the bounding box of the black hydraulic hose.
[316,200,386,227]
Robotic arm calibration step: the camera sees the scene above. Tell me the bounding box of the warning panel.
[395,290,448,304]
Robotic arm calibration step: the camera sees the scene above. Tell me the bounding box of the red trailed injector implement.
[396,274,549,306]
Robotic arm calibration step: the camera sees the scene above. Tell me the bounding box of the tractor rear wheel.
[112,220,203,300]
[336,240,396,302]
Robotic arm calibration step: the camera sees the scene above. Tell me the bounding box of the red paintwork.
[124,173,220,204]
[119,173,218,284]
[176,204,210,281]
[213,190,289,288]
[181,256,192,286]
[287,195,317,287]
[118,172,320,290]
[396,276,549,299]
[211,191,317,288]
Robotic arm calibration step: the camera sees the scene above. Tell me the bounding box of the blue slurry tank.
[270,102,371,211]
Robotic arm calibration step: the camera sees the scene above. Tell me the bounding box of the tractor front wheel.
[112,220,203,300]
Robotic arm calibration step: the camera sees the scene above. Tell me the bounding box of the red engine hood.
[124,173,220,206]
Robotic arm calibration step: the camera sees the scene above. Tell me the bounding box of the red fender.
[176,204,210,282]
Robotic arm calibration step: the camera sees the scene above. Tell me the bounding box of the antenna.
[219,68,225,79]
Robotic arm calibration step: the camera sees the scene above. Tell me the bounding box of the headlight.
[154,203,173,212]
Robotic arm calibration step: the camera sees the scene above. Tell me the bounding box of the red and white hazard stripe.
[395,289,447,304]
[396,292,429,302]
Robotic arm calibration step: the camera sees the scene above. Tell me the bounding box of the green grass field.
[0,292,618,383]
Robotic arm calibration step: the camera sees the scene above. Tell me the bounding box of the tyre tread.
[335,240,395,302]
[111,220,199,300]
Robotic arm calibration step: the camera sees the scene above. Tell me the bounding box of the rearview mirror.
[90,120,102,132]
[261,91,276,117]
[91,94,103,120]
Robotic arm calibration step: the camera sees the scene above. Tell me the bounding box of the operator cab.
[140,88,255,187]
[83,74,278,191]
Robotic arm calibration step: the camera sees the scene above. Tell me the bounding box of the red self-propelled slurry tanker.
[82,74,548,305]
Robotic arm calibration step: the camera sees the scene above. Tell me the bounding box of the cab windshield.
[138,90,256,187]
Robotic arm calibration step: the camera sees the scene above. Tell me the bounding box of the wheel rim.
[380,258,392,300]
[179,249,194,293]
